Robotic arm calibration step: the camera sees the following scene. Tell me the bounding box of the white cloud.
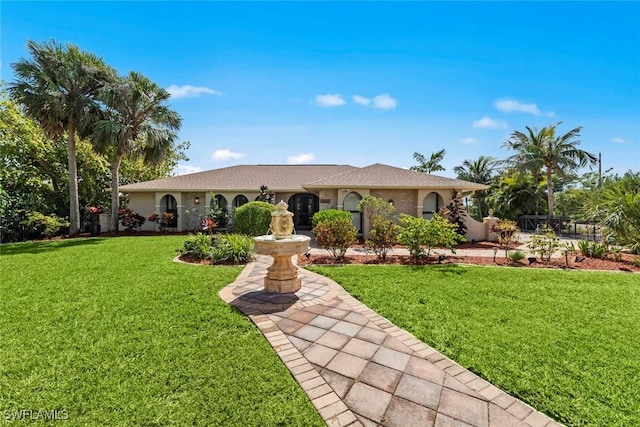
[473,116,508,129]
[314,94,346,107]
[373,93,398,110]
[166,85,222,99]
[460,137,479,144]
[287,153,315,164]
[173,164,203,175]
[212,149,244,161]
[611,137,628,144]
[493,98,555,117]
[352,95,371,106]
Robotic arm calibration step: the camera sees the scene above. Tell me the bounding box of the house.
[118,163,491,240]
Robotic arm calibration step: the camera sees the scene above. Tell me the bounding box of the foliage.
[410,149,446,173]
[233,201,274,236]
[117,207,146,231]
[508,250,525,263]
[577,239,610,259]
[488,172,543,220]
[357,196,395,226]
[454,156,496,220]
[308,264,640,426]
[10,39,117,236]
[313,218,357,260]
[21,211,69,239]
[440,189,467,236]
[0,236,323,426]
[207,193,229,228]
[365,217,401,260]
[210,233,255,265]
[180,232,213,260]
[311,209,352,228]
[398,214,464,259]
[503,122,597,217]
[527,225,561,261]
[490,219,519,257]
[255,185,275,203]
[583,171,640,254]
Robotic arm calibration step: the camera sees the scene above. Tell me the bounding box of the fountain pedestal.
[254,236,310,293]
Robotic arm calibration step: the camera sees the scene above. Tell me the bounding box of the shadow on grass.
[407,264,466,275]
[0,237,107,256]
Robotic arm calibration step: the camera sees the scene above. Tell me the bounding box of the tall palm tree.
[10,40,115,235]
[92,71,181,234]
[410,149,446,173]
[454,156,496,219]
[503,122,597,218]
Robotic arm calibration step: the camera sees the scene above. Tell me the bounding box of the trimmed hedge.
[233,201,275,236]
[311,209,352,228]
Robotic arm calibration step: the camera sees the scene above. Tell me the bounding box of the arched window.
[210,194,227,211]
[160,194,178,228]
[232,194,248,208]
[343,192,363,233]
[422,192,444,219]
[210,195,228,227]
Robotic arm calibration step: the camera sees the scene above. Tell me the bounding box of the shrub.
[398,214,465,259]
[357,196,395,225]
[527,225,561,261]
[508,250,525,263]
[439,189,467,236]
[233,201,274,237]
[21,211,69,239]
[491,219,519,257]
[118,207,146,231]
[365,217,401,260]
[210,233,255,265]
[311,209,352,229]
[577,239,610,259]
[180,233,214,260]
[313,217,357,260]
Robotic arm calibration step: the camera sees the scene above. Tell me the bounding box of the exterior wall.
[370,189,416,217]
[318,189,338,211]
[465,216,488,241]
[128,192,157,231]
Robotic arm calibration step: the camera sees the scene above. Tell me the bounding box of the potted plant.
[87,206,101,235]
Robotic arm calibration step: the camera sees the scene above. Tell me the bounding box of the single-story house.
[118,162,492,240]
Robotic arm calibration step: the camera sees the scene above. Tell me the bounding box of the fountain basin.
[253,235,310,294]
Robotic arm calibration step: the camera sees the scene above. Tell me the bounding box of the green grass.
[0,236,324,426]
[307,264,640,426]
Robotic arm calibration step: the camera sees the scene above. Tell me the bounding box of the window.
[422,192,444,219]
[343,192,363,233]
[232,194,248,208]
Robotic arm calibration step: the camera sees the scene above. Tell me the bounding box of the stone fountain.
[253,201,311,294]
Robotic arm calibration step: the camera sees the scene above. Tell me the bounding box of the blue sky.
[2,1,639,178]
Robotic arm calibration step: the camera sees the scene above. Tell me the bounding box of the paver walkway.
[219,256,562,427]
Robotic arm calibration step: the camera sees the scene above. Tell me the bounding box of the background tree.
[10,39,115,235]
[410,149,446,173]
[91,71,181,234]
[488,172,540,220]
[454,156,495,219]
[503,122,597,218]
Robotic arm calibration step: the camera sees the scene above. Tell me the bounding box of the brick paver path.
[219,256,562,427]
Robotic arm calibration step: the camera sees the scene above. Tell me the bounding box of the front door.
[289,194,318,230]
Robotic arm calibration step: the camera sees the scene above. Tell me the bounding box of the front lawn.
[0,236,324,426]
[308,264,640,426]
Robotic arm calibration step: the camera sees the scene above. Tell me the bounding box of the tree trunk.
[110,152,123,235]
[546,167,554,218]
[67,122,80,236]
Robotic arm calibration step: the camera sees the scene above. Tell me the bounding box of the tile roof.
[304,163,489,191]
[119,164,357,192]
[119,163,489,192]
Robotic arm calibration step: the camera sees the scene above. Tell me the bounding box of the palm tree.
[10,40,115,235]
[454,156,496,219]
[92,71,181,234]
[503,122,597,218]
[410,149,446,173]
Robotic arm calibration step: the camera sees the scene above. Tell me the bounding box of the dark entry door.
[290,194,318,229]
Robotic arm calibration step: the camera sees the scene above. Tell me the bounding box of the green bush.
[21,211,70,239]
[398,214,465,259]
[508,250,525,263]
[365,217,400,260]
[527,225,561,261]
[311,209,352,228]
[313,217,357,261]
[180,233,214,260]
[577,239,609,259]
[211,233,255,265]
[233,201,274,236]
